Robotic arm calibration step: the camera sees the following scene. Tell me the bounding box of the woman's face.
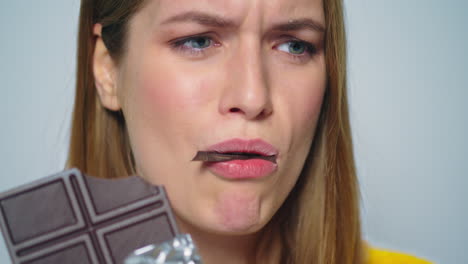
[100,0,326,235]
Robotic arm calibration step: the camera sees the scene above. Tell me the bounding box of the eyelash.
[275,37,318,63]
[171,35,219,57]
[170,35,318,62]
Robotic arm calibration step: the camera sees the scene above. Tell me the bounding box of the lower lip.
[206,159,277,180]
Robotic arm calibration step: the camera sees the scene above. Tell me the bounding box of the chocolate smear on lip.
[192,151,277,164]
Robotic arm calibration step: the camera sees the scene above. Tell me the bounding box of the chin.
[176,200,271,237]
[199,214,267,237]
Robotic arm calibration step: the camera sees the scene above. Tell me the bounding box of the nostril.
[230,108,241,113]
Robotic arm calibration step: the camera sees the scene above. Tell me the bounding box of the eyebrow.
[160,11,325,33]
[161,11,236,28]
[271,18,325,33]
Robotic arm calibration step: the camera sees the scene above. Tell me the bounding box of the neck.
[176,218,260,264]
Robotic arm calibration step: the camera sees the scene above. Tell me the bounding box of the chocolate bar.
[0,169,179,264]
[192,151,277,163]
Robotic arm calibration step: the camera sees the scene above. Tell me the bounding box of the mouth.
[192,138,278,180]
[192,151,277,163]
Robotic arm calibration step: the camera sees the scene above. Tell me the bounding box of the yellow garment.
[367,247,432,264]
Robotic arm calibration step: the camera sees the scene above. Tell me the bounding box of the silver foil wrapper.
[125,234,203,264]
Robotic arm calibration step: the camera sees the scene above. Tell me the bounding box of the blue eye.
[277,41,316,56]
[178,36,212,50]
[291,42,305,54]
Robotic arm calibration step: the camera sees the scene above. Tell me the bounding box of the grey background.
[0,0,466,263]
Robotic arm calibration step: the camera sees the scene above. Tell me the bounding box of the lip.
[205,138,279,156]
[203,138,278,180]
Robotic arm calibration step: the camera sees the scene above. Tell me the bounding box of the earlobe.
[93,23,121,111]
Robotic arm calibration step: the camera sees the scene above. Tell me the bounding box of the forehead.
[139,0,324,28]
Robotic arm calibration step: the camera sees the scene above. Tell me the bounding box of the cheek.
[271,62,326,196]
[139,71,205,114]
[121,58,223,175]
[128,61,219,131]
[281,68,326,136]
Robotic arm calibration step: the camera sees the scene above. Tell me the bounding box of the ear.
[93,23,121,111]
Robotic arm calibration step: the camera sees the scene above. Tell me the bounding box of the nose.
[218,39,273,120]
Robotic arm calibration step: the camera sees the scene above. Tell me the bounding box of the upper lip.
[205,138,278,156]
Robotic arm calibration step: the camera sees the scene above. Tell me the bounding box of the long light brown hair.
[67,0,363,263]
